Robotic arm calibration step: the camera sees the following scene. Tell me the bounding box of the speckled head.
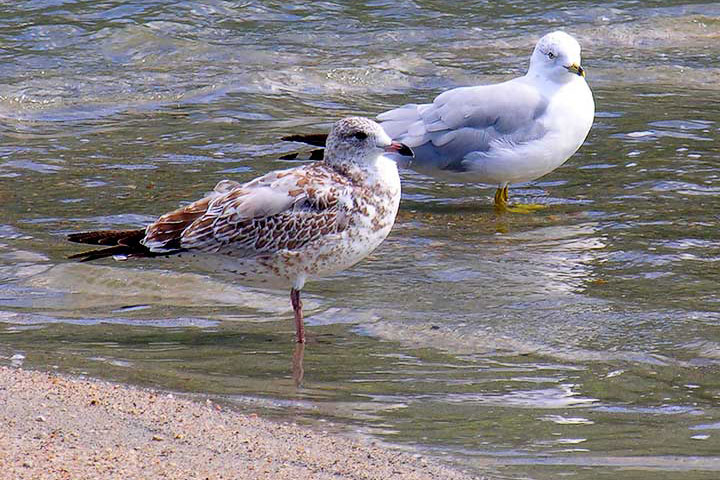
[528,31,585,83]
[324,117,411,167]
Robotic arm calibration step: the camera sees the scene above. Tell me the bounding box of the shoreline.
[0,366,480,479]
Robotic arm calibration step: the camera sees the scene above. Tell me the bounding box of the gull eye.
[547,51,556,59]
[353,131,368,140]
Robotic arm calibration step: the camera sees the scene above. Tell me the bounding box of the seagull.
[282,31,594,211]
[67,117,413,344]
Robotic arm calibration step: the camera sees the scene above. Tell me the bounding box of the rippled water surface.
[2,2,720,479]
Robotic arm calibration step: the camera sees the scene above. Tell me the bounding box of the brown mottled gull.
[67,117,413,343]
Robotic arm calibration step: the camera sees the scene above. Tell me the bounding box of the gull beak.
[566,63,585,78]
[384,142,414,157]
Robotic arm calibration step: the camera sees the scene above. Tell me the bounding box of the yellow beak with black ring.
[566,63,585,78]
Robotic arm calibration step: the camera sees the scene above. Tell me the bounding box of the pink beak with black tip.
[384,141,414,157]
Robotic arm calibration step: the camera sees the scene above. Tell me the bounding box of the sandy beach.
[0,366,479,479]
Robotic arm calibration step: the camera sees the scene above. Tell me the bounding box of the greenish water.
[1,2,720,479]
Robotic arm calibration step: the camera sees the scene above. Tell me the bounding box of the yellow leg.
[493,185,509,212]
[506,203,546,214]
[494,184,545,214]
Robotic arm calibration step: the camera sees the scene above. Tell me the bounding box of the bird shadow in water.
[399,202,517,235]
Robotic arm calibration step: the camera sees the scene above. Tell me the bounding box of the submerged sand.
[0,366,479,479]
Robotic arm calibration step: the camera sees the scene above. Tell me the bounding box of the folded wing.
[378,79,549,171]
[143,165,348,257]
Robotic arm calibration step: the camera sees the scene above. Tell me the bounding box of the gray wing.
[378,78,549,171]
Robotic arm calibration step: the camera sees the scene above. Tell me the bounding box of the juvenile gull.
[283,31,595,211]
[67,117,413,344]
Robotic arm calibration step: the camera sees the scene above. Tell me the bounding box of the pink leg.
[290,288,305,344]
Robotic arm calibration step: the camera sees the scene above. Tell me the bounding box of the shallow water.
[1,1,720,478]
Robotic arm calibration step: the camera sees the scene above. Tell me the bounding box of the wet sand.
[0,366,479,479]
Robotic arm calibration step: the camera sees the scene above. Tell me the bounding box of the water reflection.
[292,342,305,387]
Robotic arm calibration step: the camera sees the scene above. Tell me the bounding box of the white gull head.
[527,31,585,84]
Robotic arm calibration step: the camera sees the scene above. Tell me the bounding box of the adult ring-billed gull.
[67,117,413,344]
[283,31,595,212]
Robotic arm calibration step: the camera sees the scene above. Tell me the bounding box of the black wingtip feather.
[281,133,328,147]
[67,228,151,262]
[67,229,145,246]
[67,245,132,262]
[279,148,325,161]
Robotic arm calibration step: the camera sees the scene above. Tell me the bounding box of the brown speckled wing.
[145,164,350,256]
[142,196,213,251]
[144,179,250,251]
